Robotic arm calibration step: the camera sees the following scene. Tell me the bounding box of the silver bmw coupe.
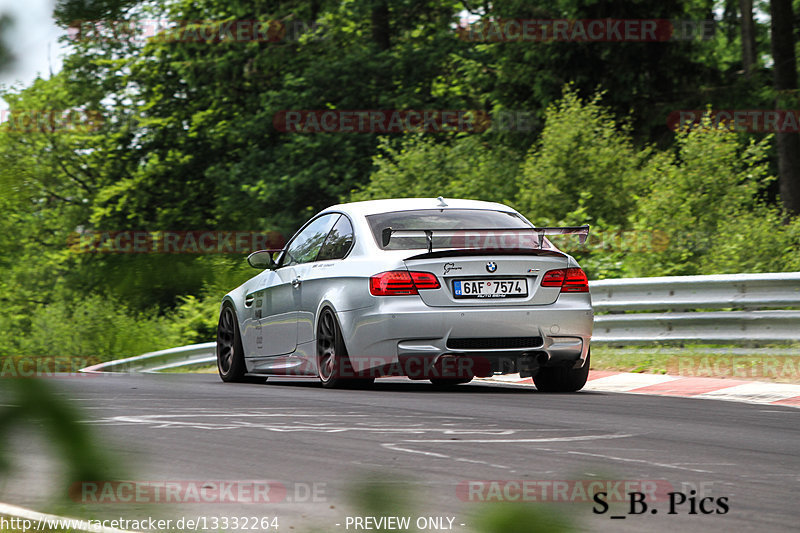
[216,198,593,391]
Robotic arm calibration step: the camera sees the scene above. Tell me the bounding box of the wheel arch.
[314,299,340,340]
[219,295,246,346]
[220,294,236,311]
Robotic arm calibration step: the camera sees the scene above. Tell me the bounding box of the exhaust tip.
[536,352,550,366]
[519,351,549,377]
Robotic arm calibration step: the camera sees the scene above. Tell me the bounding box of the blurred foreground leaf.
[347,476,573,533]
[472,504,572,533]
[0,379,116,487]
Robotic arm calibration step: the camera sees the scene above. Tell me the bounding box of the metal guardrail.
[591,272,800,312]
[81,342,216,374]
[591,272,800,345]
[82,272,800,373]
[593,310,800,344]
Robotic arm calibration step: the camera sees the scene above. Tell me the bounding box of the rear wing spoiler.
[381,225,590,253]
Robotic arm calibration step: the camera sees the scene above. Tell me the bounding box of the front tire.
[533,349,591,392]
[216,304,248,382]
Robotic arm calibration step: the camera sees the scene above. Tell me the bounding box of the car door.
[259,214,339,356]
[295,214,354,345]
[241,274,269,357]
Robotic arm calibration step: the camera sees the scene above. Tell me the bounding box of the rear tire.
[316,308,373,389]
[216,305,248,382]
[533,349,591,392]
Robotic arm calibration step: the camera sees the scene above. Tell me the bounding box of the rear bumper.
[337,293,593,377]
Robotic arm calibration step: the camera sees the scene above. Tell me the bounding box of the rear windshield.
[366,209,536,250]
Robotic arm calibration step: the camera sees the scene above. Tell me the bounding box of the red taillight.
[370,271,416,296]
[562,268,589,292]
[541,268,589,293]
[410,271,440,290]
[369,271,441,296]
[541,269,566,287]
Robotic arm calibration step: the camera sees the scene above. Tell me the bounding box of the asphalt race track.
[1,373,798,532]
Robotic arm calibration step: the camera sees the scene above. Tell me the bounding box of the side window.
[317,215,354,261]
[281,214,338,267]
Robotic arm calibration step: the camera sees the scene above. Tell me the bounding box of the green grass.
[591,345,800,383]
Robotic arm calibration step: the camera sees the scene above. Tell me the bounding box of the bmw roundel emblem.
[486,261,497,273]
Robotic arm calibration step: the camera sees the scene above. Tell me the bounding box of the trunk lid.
[403,250,569,307]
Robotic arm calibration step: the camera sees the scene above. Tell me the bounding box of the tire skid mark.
[87,411,533,434]
[562,450,716,473]
[381,433,634,470]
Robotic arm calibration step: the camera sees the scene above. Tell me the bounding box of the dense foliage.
[1,0,799,358]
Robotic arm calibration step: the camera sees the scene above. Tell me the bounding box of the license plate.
[453,279,528,298]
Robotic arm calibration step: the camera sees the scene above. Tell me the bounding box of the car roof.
[321,198,518,218]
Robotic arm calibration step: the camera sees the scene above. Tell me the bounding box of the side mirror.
[247,249,280,270]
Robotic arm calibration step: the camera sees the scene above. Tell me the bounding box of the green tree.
[769,0,800,215]
[75,0,472,235]
[456,0,734,145]
[349,135,522,203]
[516,88,647,227]
[627,118,796,276]
[0,13,12,71]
